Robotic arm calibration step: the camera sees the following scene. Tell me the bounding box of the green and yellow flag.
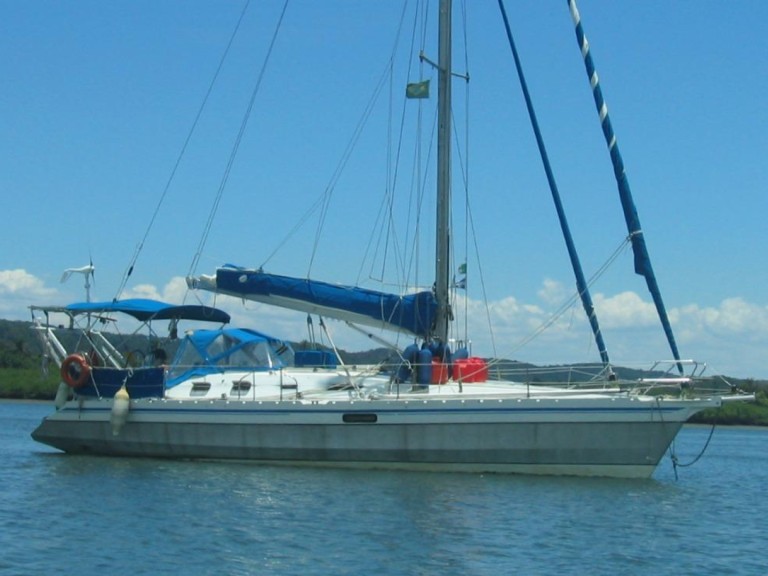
[405,80,430,99]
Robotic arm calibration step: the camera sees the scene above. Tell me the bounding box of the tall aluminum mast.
[434,0,452,344]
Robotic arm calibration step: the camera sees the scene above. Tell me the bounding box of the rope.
[669,423,717,481]
[260,25,404,275]
[113,1,252,301]
[656,392,717,480]
[188,0,290,279]
[484,235,632,371]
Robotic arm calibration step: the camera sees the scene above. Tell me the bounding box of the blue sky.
[2,1,766,379]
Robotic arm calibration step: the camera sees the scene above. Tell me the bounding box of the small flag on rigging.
[405,80,430,99]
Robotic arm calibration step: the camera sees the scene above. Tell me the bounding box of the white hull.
[31,392,718,478]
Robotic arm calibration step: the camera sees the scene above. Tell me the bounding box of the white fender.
[54,382,69,410]
[110,385,130,436]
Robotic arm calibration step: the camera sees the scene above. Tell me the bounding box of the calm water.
[1,401,766,576]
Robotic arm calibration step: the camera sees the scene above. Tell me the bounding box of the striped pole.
[567,0,683,371]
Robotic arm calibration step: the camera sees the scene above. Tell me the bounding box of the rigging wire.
[496,0,611,366]
[402,0,433,296]
[486,235,633,369]
[258,0,437,316]
[258,49,403,274]
[363,0,475,345]
[187,0,290,281]
[305,27,409,278]
[464,179,500,360]
[458,0,471,348]
[361,0,417,291]
[260,1,416,283]
[382,0,435,296]
[112,0,252,302]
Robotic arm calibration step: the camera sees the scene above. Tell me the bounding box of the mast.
[434,0,452,344]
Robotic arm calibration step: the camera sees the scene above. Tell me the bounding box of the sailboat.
[31,0,751,478]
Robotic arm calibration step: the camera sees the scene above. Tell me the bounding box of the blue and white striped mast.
[567,0,683,373]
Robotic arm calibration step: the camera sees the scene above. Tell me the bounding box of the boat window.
[190,382,211,397]
[230,380,251,396]
[217,340,289,369]
[270,340,295,366]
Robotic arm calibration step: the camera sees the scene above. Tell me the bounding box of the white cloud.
[672,299,768,341]
[122,283,162,301]
[0,269,58,319]
[0,269,56,297]
[593,291,658,328]
[537,278,568,306]
[161,277,191,303]
[121,276,193,304]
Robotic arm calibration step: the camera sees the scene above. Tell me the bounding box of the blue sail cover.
[209,266,437,338]
[568,0,683,371]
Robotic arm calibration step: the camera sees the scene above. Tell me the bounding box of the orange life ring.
[61,353,91,388]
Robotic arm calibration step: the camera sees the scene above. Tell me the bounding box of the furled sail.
[568,0,683,371]
[189,266,437,338]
